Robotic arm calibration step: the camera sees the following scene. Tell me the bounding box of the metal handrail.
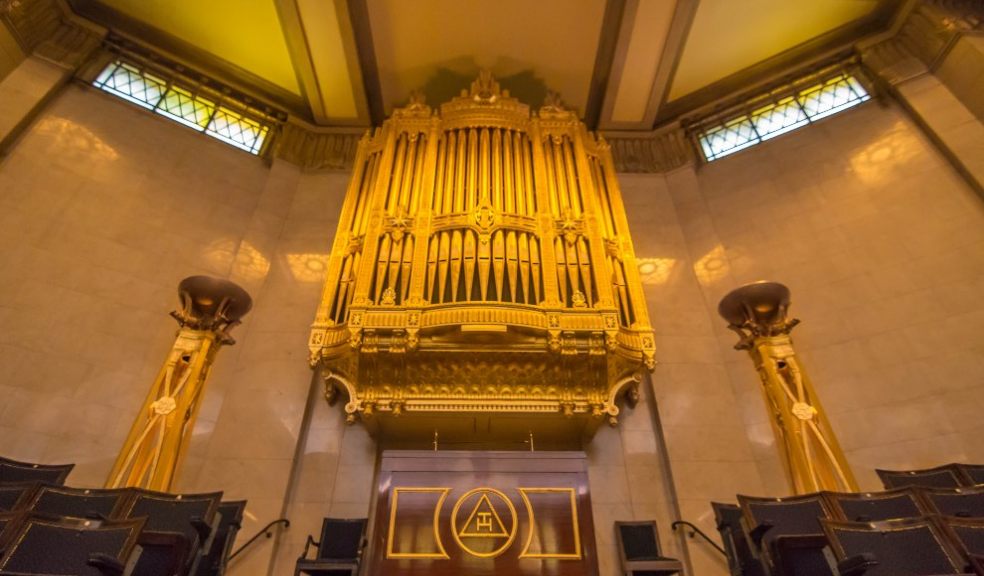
[671,520,727,557]
[228,518,290,561]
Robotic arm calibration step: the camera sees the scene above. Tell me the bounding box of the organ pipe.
[309,73,656,440]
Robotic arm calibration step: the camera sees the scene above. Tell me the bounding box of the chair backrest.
[956,464,984,487]
[195,500,246,576]
[317,517,367,561]
[0,511,27,550]
[0,456,73,485]
[121,489,222,557]
[29,485,131,520]
[0,514,144,576]
[876,465,965,489]
[937,515,984,558]
[134,531,192,576]
[615,521,663,562]
[821,517,966,576]
[921,487,984,519]
[827,489,925,522]
[737,493,831,548]
[712,502,767,576]
[0,482,39,512]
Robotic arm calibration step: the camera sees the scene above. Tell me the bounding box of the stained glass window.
[93,62,166,110]
[698,72,869,162]
[93,60,270,155]
[205,107,269,154]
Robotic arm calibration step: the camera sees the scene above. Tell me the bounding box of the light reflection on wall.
[233,241,271,280]
[202,239,271,280]
[35,116,119,161]
[748,424,777,451]
[693,245,730,286]
[203,239,237,272]
[636,257,677,285]
[849,120,920,185]
[286,253,331,283]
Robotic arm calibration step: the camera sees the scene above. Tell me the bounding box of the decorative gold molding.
[518,487,581,559]
[386,487,451,559]
[311,72,656,442]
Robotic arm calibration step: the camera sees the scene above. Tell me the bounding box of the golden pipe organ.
[309,72,655,442]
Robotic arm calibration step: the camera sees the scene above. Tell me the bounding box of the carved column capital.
[1,0,104,69]
[273,121,364,170]
[863,0,984,86]
[718,281,800,350]
[860,37,929,86]
[602,124,695,173]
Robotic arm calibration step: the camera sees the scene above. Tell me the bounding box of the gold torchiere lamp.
[719,281,857,494]
[106,276,252,492]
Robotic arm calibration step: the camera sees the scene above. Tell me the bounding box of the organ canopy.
[308,72,655,442]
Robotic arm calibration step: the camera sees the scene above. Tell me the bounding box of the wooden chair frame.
[0,482,41,513]
[614,520,683,576]
[876,464,972,490]
[119,488,223,575]
[295,517,367,576]
[820,516,968,576]
[824,487,930,522]
[0,513,145,575]
[918,486,984,519]
[0,456,74,485]
[736,491,834,572]
[936,515,984,575]
[26,484,133,520]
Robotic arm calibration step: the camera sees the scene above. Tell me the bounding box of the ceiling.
[67,0,901,130]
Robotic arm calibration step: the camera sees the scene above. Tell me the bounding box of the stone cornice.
[601,125,695,174]
[861,0,983,85]
[272,120,365,171]
[1,0,104,69]
[6,0,978,173]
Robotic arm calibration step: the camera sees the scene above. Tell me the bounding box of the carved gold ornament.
[107,276,251,491]
[720,282,857,493]
[309,72,655,442]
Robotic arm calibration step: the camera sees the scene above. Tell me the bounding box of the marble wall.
[0,55,982,576]
[0,82,353,572]
[615,98,984,575]
[0,24,23,82]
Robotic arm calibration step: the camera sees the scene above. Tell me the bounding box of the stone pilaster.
[0,0,103,155]
[860,0,984,194]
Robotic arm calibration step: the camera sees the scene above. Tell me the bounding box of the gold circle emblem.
[450,487,517,558]
[152,397,177,415]
[791,402,815,420]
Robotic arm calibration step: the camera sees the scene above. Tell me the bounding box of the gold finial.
[470,69,501,103]
[718,281,799,349]
[407,89,427,109]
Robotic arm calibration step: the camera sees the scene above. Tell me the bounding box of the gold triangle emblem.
[458,493,509,537]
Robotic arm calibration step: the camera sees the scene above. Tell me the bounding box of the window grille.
[93,60,271,155]
[697,73,869,162]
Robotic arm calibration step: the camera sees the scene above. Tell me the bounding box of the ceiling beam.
[583,0,627,130]
[654,1,899,124]
[273,0,328,122]
[65,0,312,120]
[347,0,384,126]
[644,0,700,128]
